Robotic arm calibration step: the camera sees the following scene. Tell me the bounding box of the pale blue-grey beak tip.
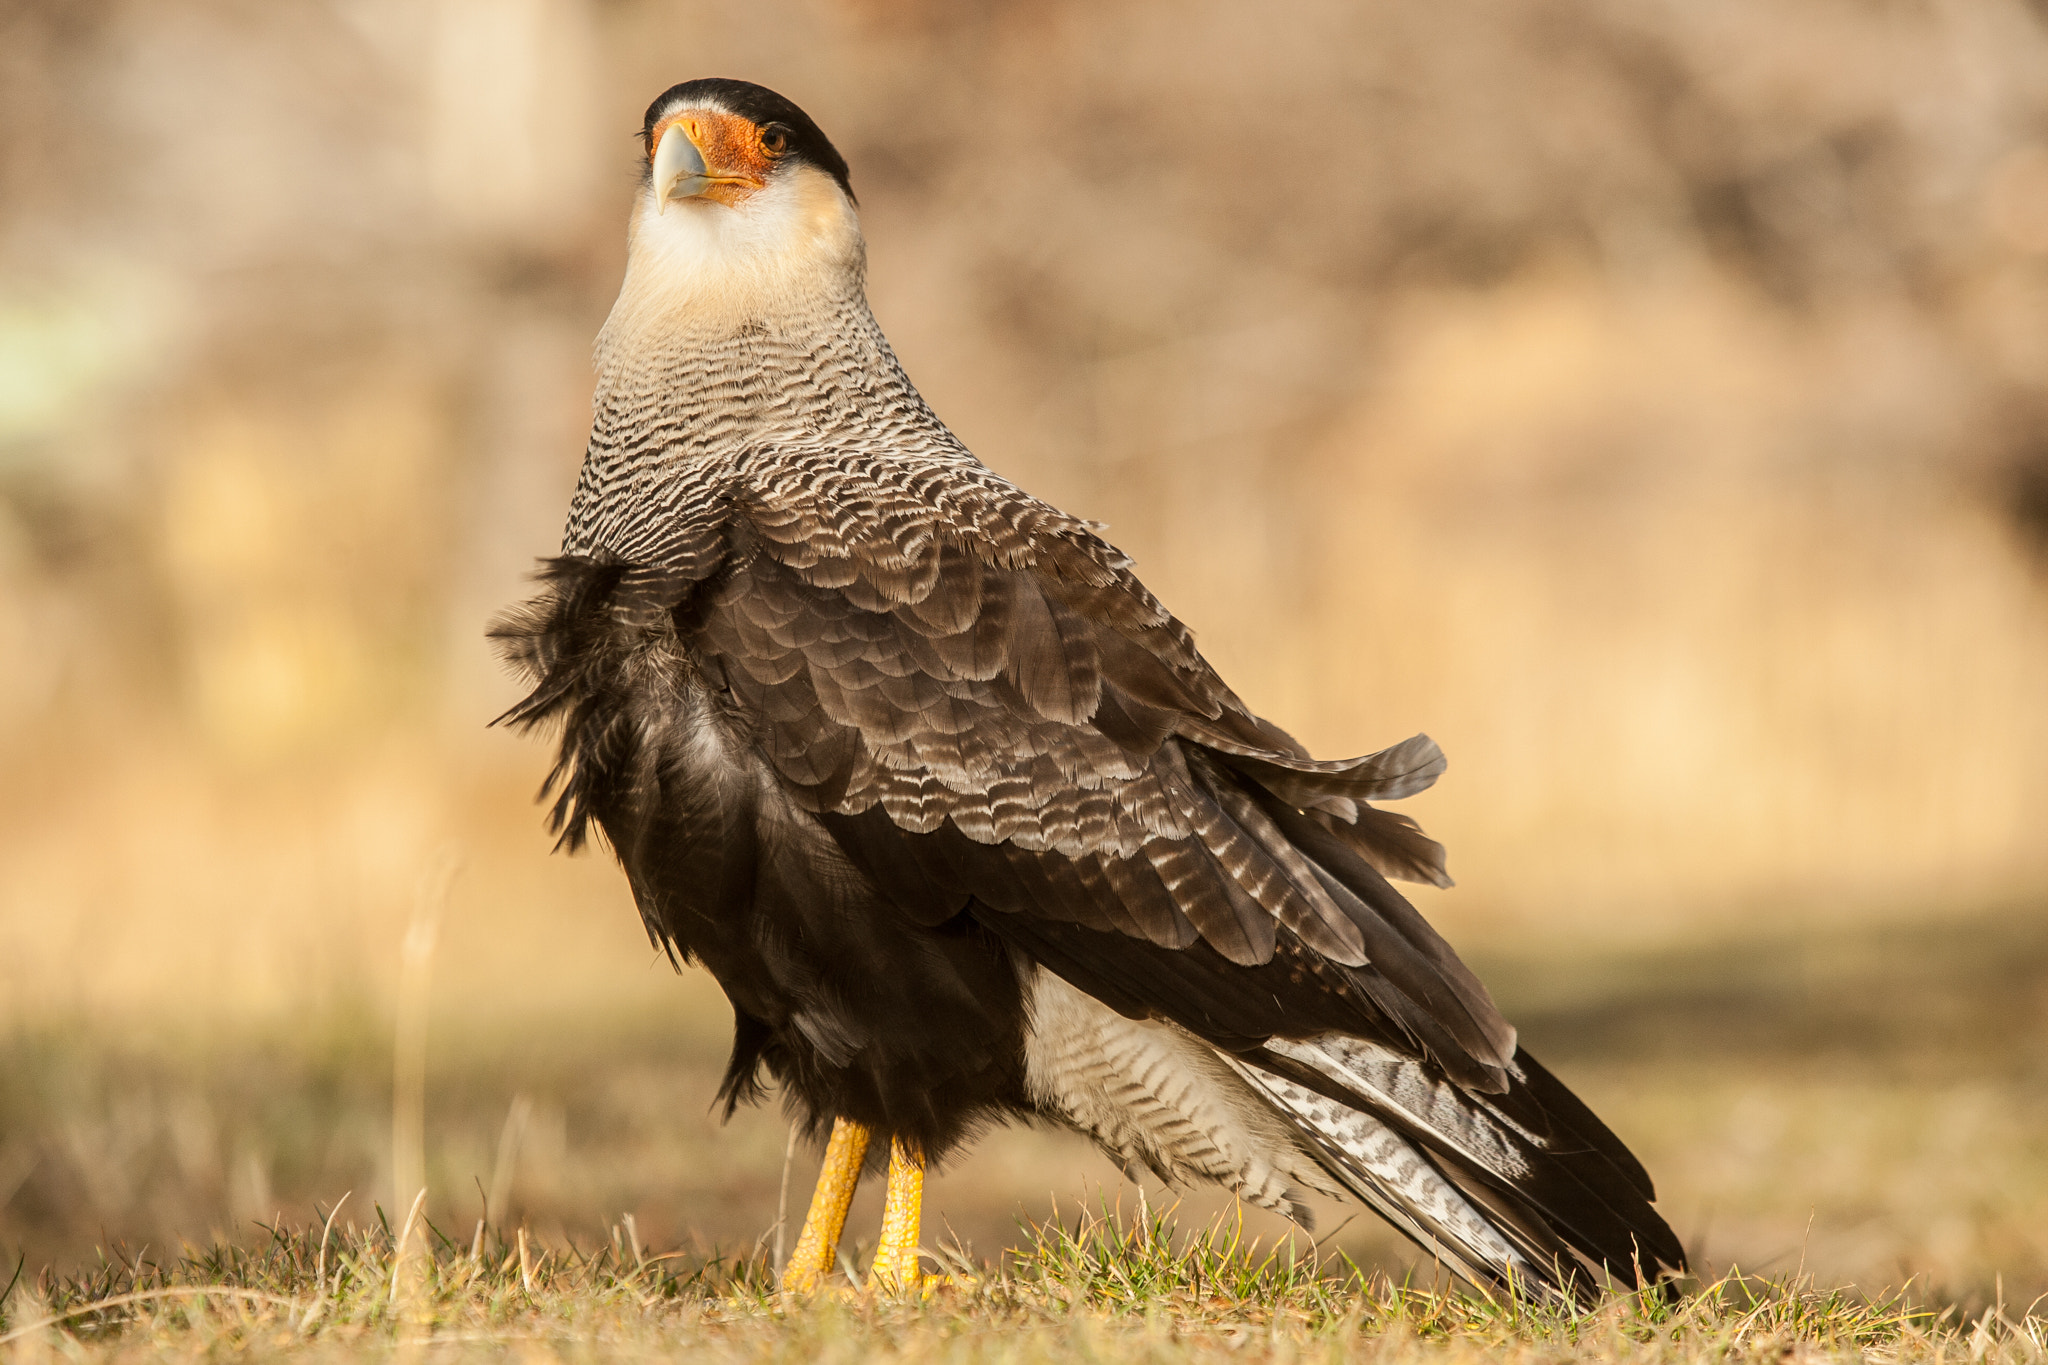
[653,122,711,209]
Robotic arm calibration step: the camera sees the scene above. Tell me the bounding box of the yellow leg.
[867,1137,925,1292]
[779,1117,870,1293]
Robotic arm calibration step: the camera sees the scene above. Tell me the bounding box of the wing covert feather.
[679,453,1504,1078]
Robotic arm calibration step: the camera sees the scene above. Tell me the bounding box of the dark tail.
[1228,1034,1687,1304]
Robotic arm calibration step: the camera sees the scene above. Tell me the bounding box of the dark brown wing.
[662,455,1519,1090]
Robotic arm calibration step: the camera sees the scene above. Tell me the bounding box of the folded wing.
[495,448,1685,1301]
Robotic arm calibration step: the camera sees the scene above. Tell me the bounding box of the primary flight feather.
[492,77,1686,1302]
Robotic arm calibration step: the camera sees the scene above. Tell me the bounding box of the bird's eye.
[760,125,790,156]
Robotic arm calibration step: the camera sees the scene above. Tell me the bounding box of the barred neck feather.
[565,162,976,563]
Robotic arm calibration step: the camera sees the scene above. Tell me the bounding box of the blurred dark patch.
[0,468,103,573]
[1985,401,2048,565]
[1483,907,2048,1080]
[2008,451,2048,563]
[1377,210,1541,292]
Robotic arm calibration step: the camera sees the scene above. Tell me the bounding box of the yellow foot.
[779,1117,870,1295]
[863,1137,980,1296]
[777,1122,977,1299]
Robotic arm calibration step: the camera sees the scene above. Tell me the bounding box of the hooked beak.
[653,122,711,209]
[653,119,763,210]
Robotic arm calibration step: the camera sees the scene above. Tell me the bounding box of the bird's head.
[618,79,860,327]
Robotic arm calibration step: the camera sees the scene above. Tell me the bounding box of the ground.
[1,1202,2042,1364]
[4,903,2048,1360]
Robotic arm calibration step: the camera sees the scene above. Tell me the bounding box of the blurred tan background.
[3,0,2048,1305]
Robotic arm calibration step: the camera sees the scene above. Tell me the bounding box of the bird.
[492,76,1687,1303]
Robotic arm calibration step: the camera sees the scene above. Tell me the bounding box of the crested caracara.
[493,77,1686,1302]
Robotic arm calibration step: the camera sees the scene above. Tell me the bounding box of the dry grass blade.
[1,1203,2044,1362]
[0,1288,303,1347]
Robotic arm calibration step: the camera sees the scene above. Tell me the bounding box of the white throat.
[599,163,865,361]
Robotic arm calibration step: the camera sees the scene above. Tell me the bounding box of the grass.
[4,813,2045,1358]
[13,904,2048,1303]
[4,1202,2042,1364]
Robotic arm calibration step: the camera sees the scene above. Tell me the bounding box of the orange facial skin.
[649,109,781,206]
